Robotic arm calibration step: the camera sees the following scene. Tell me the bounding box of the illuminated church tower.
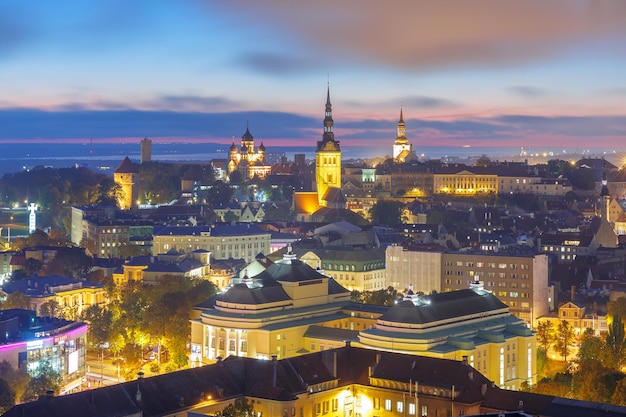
[392,108,413,161]
[114,156,139,210]
[315,86,341,206]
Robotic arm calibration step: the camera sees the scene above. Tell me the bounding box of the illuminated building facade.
[0,275,107,319]
[227,125,271,180]
[440,252,549,324]
[152,224,270,263]
[7,345,604,417]
[315,86,342,206]
[0,309,87,395]
[356,285,536,390]
[392,108,417,163]
[190,249,352,363]
[113,156,139,210]
[433,166,498,195]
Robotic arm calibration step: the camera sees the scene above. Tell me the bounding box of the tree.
[536,320,555,353]
[81,304,113,348]
[605,314,626,371]
[222,397,255,417]
[475,154,491,167]
[1,292,31,310]
[369,199,405,227]
[577,327,603,366]
[22,358,62,401]
[0,378,15,415]
[608,297,626,322]
[553,320,576,361]
[39,300,61,318]
[21,258,44,277]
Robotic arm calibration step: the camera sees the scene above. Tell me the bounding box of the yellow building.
[114,156,139,210]
[0,275,107,320]
[192,249,536,390]
[433,166,498,195]
[152,224,270,263]
[316,86,342,207]
[190,249,352,362]
[112,249,211,287]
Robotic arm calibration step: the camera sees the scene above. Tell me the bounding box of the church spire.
[397,107,406,138]
[322,83,335,142]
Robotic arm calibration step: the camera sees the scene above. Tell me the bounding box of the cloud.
[509,86,551,98]
[211,1,626,72]
[345,96,456,110]
[0,109,317,141]
[0,109,625,151]
[235,52,315,75]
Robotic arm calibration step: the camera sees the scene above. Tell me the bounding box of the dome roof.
[258,142,266,151]
[242,126,254,141]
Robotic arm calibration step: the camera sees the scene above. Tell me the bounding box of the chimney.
[571,285,576,301]
[136,371,144,402]
[46,390,54,400]
[461,355,468,365]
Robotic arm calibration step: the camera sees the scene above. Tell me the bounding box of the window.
[409,403,416,415]
[384,399,392,411]
[332,399,338,411]
[397,401,404,413]
[373,398,380,410]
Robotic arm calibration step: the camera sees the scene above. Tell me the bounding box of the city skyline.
[2,1,626,154]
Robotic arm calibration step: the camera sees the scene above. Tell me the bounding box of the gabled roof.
[114,156,139,174]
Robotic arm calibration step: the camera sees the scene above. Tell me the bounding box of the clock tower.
[315,86,342,206]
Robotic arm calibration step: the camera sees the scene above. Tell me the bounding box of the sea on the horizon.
[0,142,622,177]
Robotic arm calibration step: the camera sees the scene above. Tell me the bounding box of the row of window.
[445,261,530,269]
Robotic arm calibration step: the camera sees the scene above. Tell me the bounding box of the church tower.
[393,108,412,161]
[114,156,139,210]
[315,86,342,206]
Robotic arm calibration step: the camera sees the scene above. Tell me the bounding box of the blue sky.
[2,0,626,156]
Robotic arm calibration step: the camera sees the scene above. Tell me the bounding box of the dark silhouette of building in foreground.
[4,345,626,417]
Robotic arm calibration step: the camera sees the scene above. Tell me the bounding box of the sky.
[2,0,626,157]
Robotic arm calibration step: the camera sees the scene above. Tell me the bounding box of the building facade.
[113,157,139,210]
[356,286,537,390]
[441,251,549,324]
[152,224,271,263]
[385,244,445,294]
[0,309,87,395]
[190,249,352,363]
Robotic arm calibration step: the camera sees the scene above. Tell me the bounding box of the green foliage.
[536,320,554,353]
[204,181,235,207]
[20,258,44,277]
[102,275,217,374]
[22,358,62,402]
[0,378,15,415]
[0,166,119,230]
[553,320,576,361]
[44,247,93,278]
[605,315,626,371]
[81,304,113,348]
[608,297,626,322]
[352,287,400,306]
[222,397,255,417]
[0,361,27,410]
[369,199,406,227]
[39,300,61,318]
[0,292,31,310]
